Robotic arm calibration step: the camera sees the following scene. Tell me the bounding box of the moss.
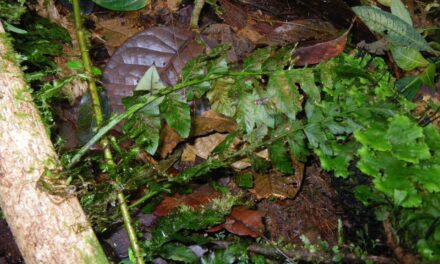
[80,235,110,264]
[0,33,20,68]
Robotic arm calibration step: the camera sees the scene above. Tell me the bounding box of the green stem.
[71,2,144,263]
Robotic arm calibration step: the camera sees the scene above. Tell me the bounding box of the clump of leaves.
[0,0,26,25]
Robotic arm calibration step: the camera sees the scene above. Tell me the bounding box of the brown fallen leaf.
[251,159,304,199]
[257,19,339,46]
[95,17,144,49]
[293,29,349,66]
[209,206,264,238]
[192,133,228,159]
[153,184,220,217]
[158,110,237,158]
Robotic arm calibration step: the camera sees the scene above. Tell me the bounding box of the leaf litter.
[9,0,440,263]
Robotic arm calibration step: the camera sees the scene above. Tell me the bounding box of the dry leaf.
[293,29,349,66]
[193,133,228,159]
[251,159,304,199]
[96,18,144,48]
[181,144,197,162]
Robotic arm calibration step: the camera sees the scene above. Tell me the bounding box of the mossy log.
[0,23,109,264]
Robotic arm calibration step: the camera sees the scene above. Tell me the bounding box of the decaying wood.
[0,23,109,264]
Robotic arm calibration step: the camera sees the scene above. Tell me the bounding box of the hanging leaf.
[390,46,429,71]
[352,6,433,52]
[92,0,148,11]
[391,0,412,26]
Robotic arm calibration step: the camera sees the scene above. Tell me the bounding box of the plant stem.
[190,0,205,29]
[71,2,144,263]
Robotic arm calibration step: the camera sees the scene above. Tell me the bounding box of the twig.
[212,241,396,264]
[190,0,205,29]
[71,1,144,263]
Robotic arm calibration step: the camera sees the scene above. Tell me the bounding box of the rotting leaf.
[209,206,264,238]
[293,29,349,66]
[102,26,205,113]
[251,160,304,200]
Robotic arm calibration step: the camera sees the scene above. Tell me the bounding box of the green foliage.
[352,6,433,52]
[0,0,26,24]
[390,46,429,71]
[12,14,71,71]
[390,0,412,25]
[92,0,148,11]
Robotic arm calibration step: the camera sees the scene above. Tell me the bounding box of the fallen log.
[0,23,109,264]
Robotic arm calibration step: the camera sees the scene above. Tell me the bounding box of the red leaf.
[293,29,349,66]
[216,206,265,238]
[153,184,220,217]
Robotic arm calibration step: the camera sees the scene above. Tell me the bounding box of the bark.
[0,24,109,264]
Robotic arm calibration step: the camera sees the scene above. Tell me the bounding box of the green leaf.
[66,60,83,70]
[207,77,237,117]
[387,115,431,163]
[315,141,357,178]
[92,0,148,11]
[160,96,191,138]
[354,123,391,151]
[266,71,302,119]
[413,165,440,192]
[391,0,412,25]
[212,131,240,156]
[419,63,436,88]
[304,123,327,148]
[424,125,440,151]
[352,6,433,52]
[135,65,166,93]
[123,96,162,155]
[269,140,294,174]
[396,76,422,100]
[159,243,199,263]
[235,173,254,188]
[391,46,429,71]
